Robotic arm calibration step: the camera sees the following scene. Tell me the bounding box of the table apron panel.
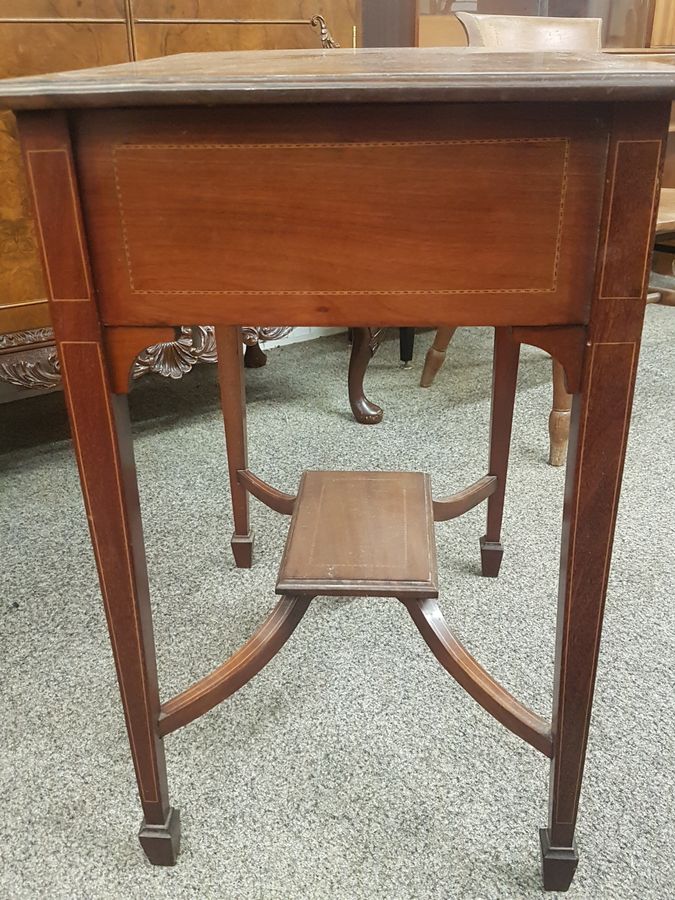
[73,104,610,328]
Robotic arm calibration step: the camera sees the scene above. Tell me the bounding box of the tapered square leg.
[481,327,519,576]
[18,112,178,867]
[539,828,578,892]
[139,807,181,867]
[542,104,668,894]
[216,326,254,567]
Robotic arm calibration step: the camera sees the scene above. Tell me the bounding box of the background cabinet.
[417,1,675,48]
[0,1,361,397]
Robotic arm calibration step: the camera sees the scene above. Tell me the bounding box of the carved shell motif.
[133,326,218,380]
[0,325,299,391]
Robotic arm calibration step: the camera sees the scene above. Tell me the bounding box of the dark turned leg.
[20,113,179,866]
[481,326,520,577]
[549,358,572,467]
[399,327,415,368]
[420,326,457,388]
[244,340,267,368]
[348,326,383,424]
[216,326,254,567]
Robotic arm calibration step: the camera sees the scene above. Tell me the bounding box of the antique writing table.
[1,48,673,891]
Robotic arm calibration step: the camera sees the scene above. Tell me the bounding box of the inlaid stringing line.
[112,138,569,298]
[59,342,159,804]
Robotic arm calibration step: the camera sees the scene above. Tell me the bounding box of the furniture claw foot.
[139,808,181,867]
[539,828,579,892]
[479,536,504,578]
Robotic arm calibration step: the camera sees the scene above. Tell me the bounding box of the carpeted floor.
[1,314,674,899]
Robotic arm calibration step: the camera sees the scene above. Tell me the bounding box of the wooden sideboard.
[0,1,361,397]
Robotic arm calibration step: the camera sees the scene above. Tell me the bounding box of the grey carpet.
[1,313,674,900]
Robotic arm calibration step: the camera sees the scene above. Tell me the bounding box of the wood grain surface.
[277,471,438,599]
[73,103,608,329]
[3,47,675,109]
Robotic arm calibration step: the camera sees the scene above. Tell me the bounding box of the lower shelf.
[275,470,438,600]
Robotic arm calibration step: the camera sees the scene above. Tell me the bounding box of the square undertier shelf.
[276,471,438,600]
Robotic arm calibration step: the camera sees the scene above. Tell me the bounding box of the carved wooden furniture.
[0,1,358,396]
[2,46,672,890]
[419,12,602,468]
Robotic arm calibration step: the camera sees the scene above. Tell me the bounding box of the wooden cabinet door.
[0,1,131,333]
[132,1,361,59]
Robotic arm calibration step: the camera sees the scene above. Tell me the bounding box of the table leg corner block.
[539,827,579,892]
[139,807,181,867]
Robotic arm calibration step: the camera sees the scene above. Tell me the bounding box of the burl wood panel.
[74,103,609,328]
[0,1,124,15]
[133,1,361,57]
[0,113,46,329]
[276,471,438,598]
[0,3,129,330]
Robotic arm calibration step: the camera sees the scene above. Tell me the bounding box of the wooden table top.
[1,47,675,109]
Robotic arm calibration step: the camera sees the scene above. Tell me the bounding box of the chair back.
[455,13,602,52]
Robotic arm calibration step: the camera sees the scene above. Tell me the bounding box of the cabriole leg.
[348,326,383,424]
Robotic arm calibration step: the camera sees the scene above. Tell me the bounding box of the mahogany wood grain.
[540,101,669,892]
[511,324,586,395]
[277,471,438,599]
[17,109,179,864]
[404,597,552,757]
[158,594,311,736]
[238,469,296,516]
[480,327,520,578]
[510,324,587,468]
[432,475,496,522]
[9,49,673,887]
[215,325,253,568]
[72,102,608,330]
